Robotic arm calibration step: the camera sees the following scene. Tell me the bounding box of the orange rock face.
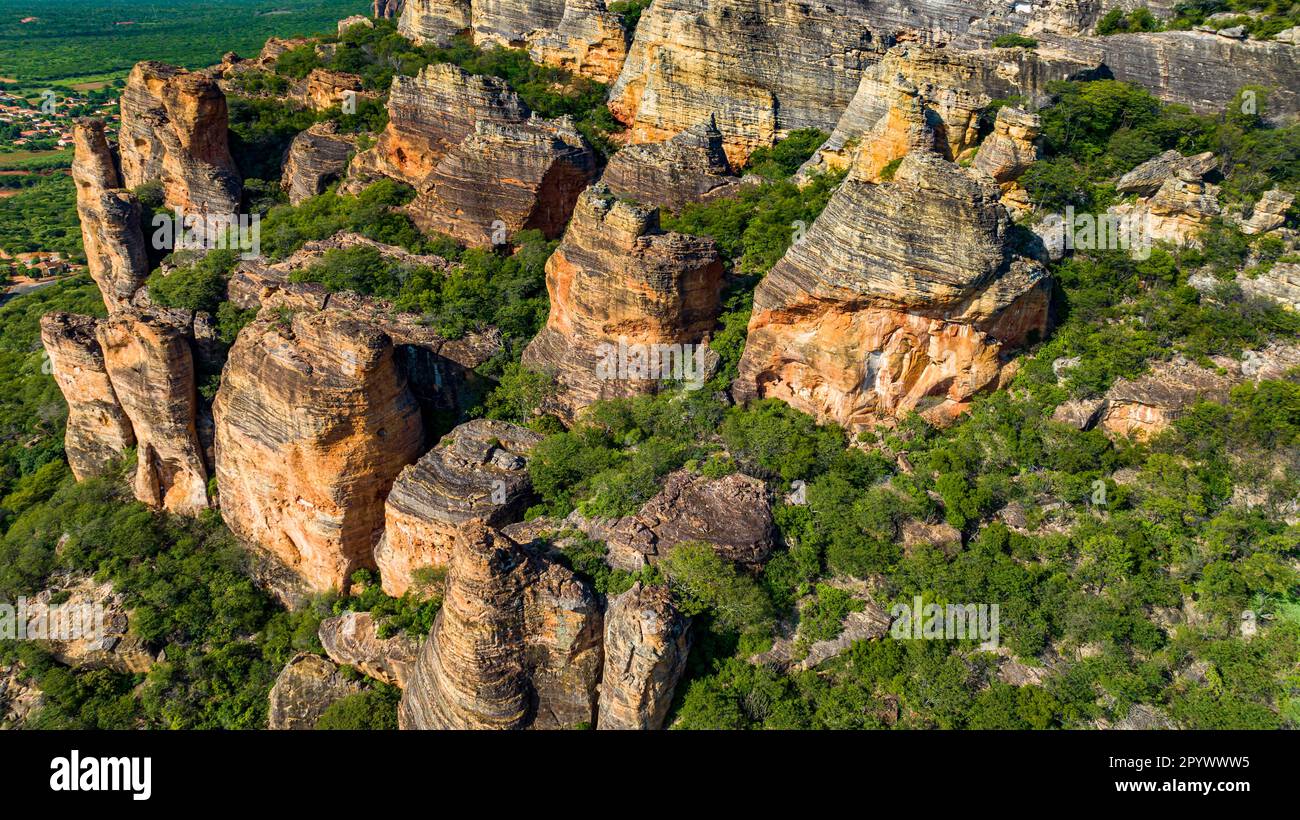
[213,311,425,593]
[70,119,149,311]
[95,311,210,515]
[735,153,1050,430]
[521,184,724,420]
[526,0,628,85]
[40,313,136,480]
[300,68,365,111]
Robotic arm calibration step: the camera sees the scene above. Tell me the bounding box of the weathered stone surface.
[299,68,364,111]
[40,313,135,480]
[410,115,597,245]
[375,419,542,597]
[374,0,405,19]
[318,611,420,687]
[1240,189,1295,235]
[526,0,628,84]
[473,0,566,48]
[608,0,880,164]
[213,310,424,593]
[1098,357,1236,441]
[1115,149,1217,197]
[71,119,149,311]
[597,583,690,730]
[267,653,362,730]
[398,0,471,46]
[974,107,1042,185]
[606,470,775,572]
[119,61,241,214]
[522,184,724,420]
[1241,262,1300,312]
[601,115,743,211]
[281,121,356,205]
[735,153,1050,430]
[345,62,529,191]
[1113,169,1221,247]
[399,521,603,729]
[752,579,891,672]
[22,576,154,674]
[338,14,374,36]
[96,311,210,515]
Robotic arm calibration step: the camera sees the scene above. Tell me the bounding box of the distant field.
[0,0,366,83]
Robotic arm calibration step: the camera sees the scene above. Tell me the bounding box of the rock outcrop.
[267,653,362,729]
[410,116,597,245]
[40,313,135,480]
[397,0,471,46]
[318,611,420,687]
[1240,262,1300,311]
[526,0,628,84]
[281,121,357,205]
[374,0,405,19]
[213,310,424,593]
[973,106,1043,216]
[96,311,210,515]
[346,63,529,191]
[735,153,1050,430]
[118,61,241,214]
[375,419,542,597]
[596,583,690,730]
[299,68,364,111]
[600,115,743,211]
[606,470,775,572]
[398,521,603,729]
[1113,168,1222,247]
[70,119,149,311]
[1116,149,1218,197]
[522,184,724,420]
[1241,189,1295,236]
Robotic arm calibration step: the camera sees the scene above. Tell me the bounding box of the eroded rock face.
[96,311,209,515]
[600,115,743,211]
[1098,358,1235,441]
[118,61,241,214]
[526,0,628,84]
[398,521,603,729]
[281,121,356,205]
[1116,149,1218,197]
[1240,262,1300,311]
[974,106,1042,185]
[735,153,1050,430]
[268,653,362,730]
[1113,169,1222,247]
[375,419,542,597]
[522,184,724,420]
[345,63,529,191]
[71,119,149,311]
[410,116,597,245]
[318,611,420,687]
[40,313,135,480]
[1241,189,1295,236]
[300,68,364,111]
[608,0,880,164]
[606,470,775,571]
[398,0,471,45]
[213,310,424,593]
[596,583,690,730]
[375,0,405,19]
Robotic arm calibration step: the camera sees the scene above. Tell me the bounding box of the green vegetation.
[1097,7,1163,35]
[608,0,655,34]
[0,173,82,262]
[992,33,1040,49]
[1166,1,1300,39]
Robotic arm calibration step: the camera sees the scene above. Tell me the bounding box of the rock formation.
[522,184,724,420]
[374,0,405,19]
[300,68,365,111]
[735,153,1051,430]
[344,62,529,191]
[1113,169,1222,247]
[600,115,743,211]
[267,653,362,729]
[375,419,542,597]
[973,107,1042,185]
[281,122,356,205]
[1241,189,1295,236]
[397,0,471,46]
[70,119,149,311]
[40,313,135,480]
[318,611,420,687]
[96,311,210,515]
[1240,262,1300,313]
[596,583,690,730]
[1053,357,1238,441]
[118,61,241,214]
[1116,149,1217,197]
[526,0,629,84]
[213,310,424,593]
[410,116,597,244]
[605,470,775,571]
[398,521,603,729]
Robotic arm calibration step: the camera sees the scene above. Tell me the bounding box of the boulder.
[318,611,420,687]
[600,115,743,211]
[596,583,690,730]
[267,653,362,730]
[281,121,356,205]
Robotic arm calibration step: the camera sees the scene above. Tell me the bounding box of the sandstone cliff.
[267,653,362,729]
[318,611,420,687]
[398,0,471,46]
[596,582,690,730]
[119,61,241,214]
[410,116,597,245]
[600,115,743,211]
[398,521,603,729]
[521,184,724,420]
[96,311,210,515]
[375,419,542,597]
[39,313,135,480]
[281,121,357,205]
[70,119,149,311]
[213,310,425,593]
[526,0,628,84]
[735,153,1050,430]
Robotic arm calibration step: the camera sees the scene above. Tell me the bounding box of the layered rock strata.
[375,419,543,597]
[318,611,421,687]
[213,310,425,592]
[70,119,149,311]
[525,0,629,84]
[267,654,362,729]
[734,153,1051,430]
[600,115,743,211]
[521,184,724,420]
[281,121,357,205]
[596,583,690,730]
